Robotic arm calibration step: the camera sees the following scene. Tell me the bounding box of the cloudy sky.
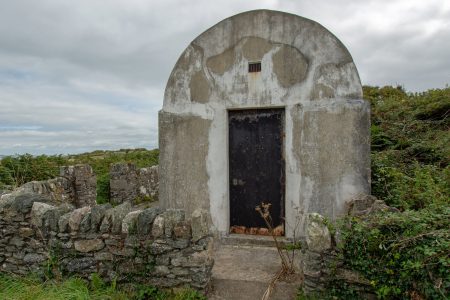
[0,0,448,156]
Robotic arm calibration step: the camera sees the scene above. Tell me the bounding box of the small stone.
[31,202,57,228]
[171,256,187,267]
[23,253,46,264]
[94,252,114,261]
[124,236,140,247]
[90,204,112,230]
[12,193,49,214]
[109,247,134,257]
[19,227,34,238]
[152,215,165,238]
[74,239,105,252]
[64,257,96,273]
[100,202,132,234]
[154,265,170,276]
[79,213,91,233]
[60,241,73,249]
[173,221,191,239]
[163,209,185,238]
[137,207,162,235]
[58,212,71,233]
[68,207,91,231]
[104,239,121,246]
[191,209,211,242]
[149,241,173,255]
[9,236,25,247]
[305,213,331,252]
[122,210,142,234]
[156,255,170,266]
[169,239,190,249]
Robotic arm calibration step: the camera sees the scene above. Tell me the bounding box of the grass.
[0,273,129,300]
[0,272,206,300]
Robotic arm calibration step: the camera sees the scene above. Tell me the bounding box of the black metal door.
[229,108,285,234]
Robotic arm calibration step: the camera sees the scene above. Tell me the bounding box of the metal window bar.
[248,62,261,73]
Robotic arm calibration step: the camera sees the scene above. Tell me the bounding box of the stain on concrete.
[272,45,308,88]
[176,44,204,72]
[311,83,335,99]
[190,70,211,103]
[207,47,235,75]
[312,63,362,100]
[242,37,272,62]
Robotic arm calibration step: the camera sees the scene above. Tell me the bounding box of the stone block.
[94,252,114,261]
[30,202,57,228]
[23,253,46,264]
[173,220,191,239]
[68,206,91,232]
[19,227,34,238]
[149,241,173,255]
[64,257,96,273]
[191,209,211,242]
[74,239,105,252]
[137,207,162,235]
[9,236,25,247]
[59,212,71,233]
[305,213,331,253]
[122,210,142,234]
[12,193,49,214]
[154,265,170,276]
[163,209,185,238]
[90,203,112,230]
[100,202,132,234]
[152,215,165,238]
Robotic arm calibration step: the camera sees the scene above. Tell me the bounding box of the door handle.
[232,178,245,186]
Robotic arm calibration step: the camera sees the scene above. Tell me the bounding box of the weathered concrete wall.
[0,192,214,289]
[110,163,159,205]
[159,9,370,237]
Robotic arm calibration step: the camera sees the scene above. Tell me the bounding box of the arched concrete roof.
[163,9,362,109]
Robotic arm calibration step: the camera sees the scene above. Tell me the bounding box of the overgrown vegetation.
[325,86,450,299]
[367,86,449,210]
[0,148,159,204]
[339,206,449,299]
[0,272,206,300]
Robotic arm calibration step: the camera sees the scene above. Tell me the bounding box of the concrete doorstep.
[207,241,303,300]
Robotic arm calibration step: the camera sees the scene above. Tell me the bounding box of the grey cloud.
[0,0,448,155]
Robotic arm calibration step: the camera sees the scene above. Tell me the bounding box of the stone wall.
[301,196,399,298]
[10,164,96,208]
[0,192,214,290]
[110,163,159,205]
[60,164,97,207]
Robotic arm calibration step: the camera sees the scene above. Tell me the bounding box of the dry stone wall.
[60,164,97,207]
[0,191,214,289]
[302,195,399,298]
[10,164,96,209]
[110,163,159,205]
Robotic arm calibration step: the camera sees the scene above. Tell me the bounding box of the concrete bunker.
[159,10,370,238]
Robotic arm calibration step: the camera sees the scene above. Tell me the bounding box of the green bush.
[365,86,449,210]
[0,154,64,189]
[336,206,449,299]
